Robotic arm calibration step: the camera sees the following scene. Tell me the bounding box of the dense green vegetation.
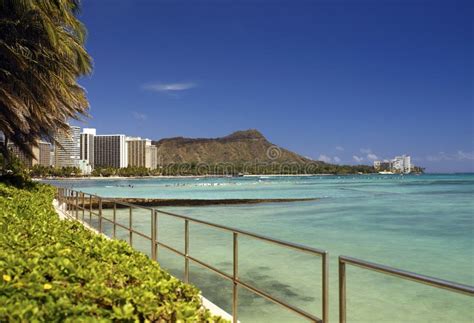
[411,166,425,173]
[48,163,377,177]
[92,166,159,177]
[108,162,376,176]
[0,153,32,188]
[0,183,224,321]
[30,165,83,178]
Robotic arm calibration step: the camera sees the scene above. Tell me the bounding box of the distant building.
[392,155,411,173]
[38,141,52,166]
[77,159,92,175]
[126,137,157,169]
[80,128,96,168]
[54,126,81,167]
[7,143,39,168]
[147,145,157,170]
[374,155,411,173]
[374,160,392,171]
[94,135,128,168]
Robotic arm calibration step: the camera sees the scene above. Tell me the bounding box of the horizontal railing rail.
[338,255,474,323]
[56,187,328,323]
[155,209,327,256]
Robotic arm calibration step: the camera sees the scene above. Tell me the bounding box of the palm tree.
[0,0,92,160]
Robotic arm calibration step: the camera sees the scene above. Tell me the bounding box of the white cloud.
[358,148,378,161]
[318,154,332,163]
[426,153,447,162]
[143,82,197,92]
[336,146,344,151]
[456,150,474,160]
[367,153,378,161]
[333,156,341,163]
[426,151,474,162]
[132,112,147,121]
[353,155,364,163]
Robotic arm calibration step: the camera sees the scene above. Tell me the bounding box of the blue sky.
[77,0,473,172]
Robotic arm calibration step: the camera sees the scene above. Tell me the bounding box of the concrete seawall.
[75,197,318,208]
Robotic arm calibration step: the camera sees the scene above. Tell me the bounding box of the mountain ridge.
[152,129,319,165]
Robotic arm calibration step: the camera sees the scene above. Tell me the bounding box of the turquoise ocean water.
[46,174,474,322]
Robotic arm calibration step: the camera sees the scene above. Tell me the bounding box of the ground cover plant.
[0,183,224,322]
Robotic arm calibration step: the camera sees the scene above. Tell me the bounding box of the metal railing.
[338,255,474,323]
[56,187,474,323]
[57,187,329,323]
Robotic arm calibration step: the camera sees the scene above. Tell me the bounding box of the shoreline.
[35,173,374,181]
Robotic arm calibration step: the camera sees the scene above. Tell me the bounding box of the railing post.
[322,251,329,323]
[89,195,92,224]
[232,232,239,323]
[75,191,79,219]
[113,202,117,239]
[71,190,74,215]
[151,209,156,261]
[339,257,346,323]
[129,206,133,246]
[66,189,70,213]
[184,219,189,283]
[81,192,85,221]
[58,188,61,210]
[155,211,159,259]
[98,197,103,233]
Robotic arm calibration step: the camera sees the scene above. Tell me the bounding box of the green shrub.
[0,183,225,322]
[0,154,33,188]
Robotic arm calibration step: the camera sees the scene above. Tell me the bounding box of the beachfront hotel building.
[147,145,157,170]
[54,126,81,167]
[393,155,411,173]
[374,155,411,173]
[126,137,157,169]
[94,135,128,168]
[80,128,96,168]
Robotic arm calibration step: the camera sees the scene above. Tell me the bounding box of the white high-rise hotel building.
[392,155,411,173]
[374,155,411,173]
[80,128,96,168]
